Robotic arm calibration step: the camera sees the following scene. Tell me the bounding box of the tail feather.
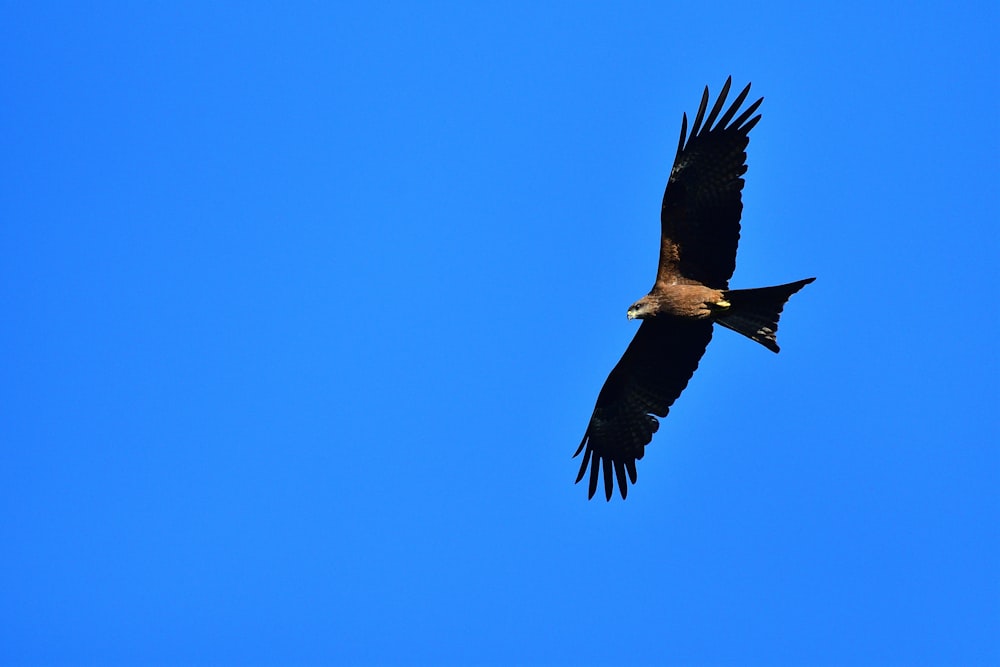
[717,278,815,352]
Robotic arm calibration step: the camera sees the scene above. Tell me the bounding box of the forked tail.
[717,277,815,353]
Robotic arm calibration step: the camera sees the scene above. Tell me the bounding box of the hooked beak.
[626,310,636,320]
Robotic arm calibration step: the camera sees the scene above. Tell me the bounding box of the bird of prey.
[575,77,814,501]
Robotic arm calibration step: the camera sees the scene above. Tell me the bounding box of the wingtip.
[676,112,689,156]
[603,458,613,501]
[574,444,592,484]
[588,454,600,499]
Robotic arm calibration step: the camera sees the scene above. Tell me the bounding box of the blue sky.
[1,2,997,665]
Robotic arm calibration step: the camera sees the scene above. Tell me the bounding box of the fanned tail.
[717,278,815,353]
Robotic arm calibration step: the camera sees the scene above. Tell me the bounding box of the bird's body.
[627,284,729,321]
[575,78,814,501]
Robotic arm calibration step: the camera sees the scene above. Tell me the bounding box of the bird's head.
[626,296,656,320]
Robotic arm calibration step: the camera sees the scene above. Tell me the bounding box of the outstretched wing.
[575,319,713,500]
[657,77,763,289]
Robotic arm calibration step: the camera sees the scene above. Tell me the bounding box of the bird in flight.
[575,77,814,501]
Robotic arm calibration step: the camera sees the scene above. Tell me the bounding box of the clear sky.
[2,2,997,666]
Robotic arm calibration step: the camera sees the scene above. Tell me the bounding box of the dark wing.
[574,319,713,500]
[656,77,763,289]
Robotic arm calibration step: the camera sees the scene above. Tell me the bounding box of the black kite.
[575,78,814,501]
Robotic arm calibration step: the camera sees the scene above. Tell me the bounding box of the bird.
[575,77,815,501]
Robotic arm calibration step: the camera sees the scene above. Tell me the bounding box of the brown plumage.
[575,77,815,501]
